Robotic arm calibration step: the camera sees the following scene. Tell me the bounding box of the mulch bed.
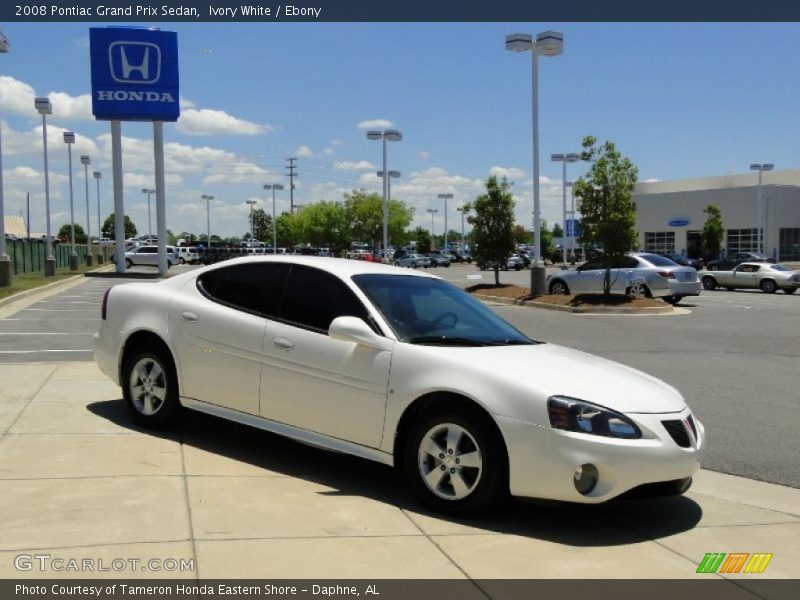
[467,284,668,308]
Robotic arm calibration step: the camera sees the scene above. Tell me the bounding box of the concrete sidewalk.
[0,362,798,588]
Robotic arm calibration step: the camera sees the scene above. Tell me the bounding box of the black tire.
[514,265,522,271]
[702,276,718,291]
[664,295,682,305]
[760,279,777,294]
[402,403,507,515]
[125,259,133,269]
[121,347,180,428]
[785,287,797,294]
[549,279,570,295]
[725,287,735,291]
[178,257,185,265]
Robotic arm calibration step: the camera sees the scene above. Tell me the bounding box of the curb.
[84,271,163,279]
[474,294,675,314]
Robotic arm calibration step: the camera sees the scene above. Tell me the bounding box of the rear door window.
[197,263,288,317]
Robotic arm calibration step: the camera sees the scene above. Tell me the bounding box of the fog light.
[574,463,598,495]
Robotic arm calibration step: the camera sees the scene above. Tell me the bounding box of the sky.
[1,22,799,239]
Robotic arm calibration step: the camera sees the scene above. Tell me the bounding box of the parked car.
[706,252,773,271]
[450,250,473,263]
[700,262,800,294]
[427,252,451,267]
[547,253,701,304]
[95,255,703,514]
[658,253,703,271]
[506,255,525,271]
[119,245,177,268]
[175,246,199,265]
[395,253,431,268]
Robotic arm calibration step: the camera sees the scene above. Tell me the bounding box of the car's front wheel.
[702,276,718,291]
[178,257,185,265]
[125,259,133,269]
[549,279,569,295]
[122,349,180,428]
[403,405,506,514]
[785,287,797,295]
[664,295,683,305]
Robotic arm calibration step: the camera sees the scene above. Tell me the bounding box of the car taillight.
[657,271,676,279]
[101,288,110,320]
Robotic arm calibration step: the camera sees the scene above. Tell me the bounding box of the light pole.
[750,163,773,255]
[93,171,103,263]
[437,193,454,251]
[507,30,564,294]
[81,155,93,266]
[245,199,257,240]
[565,181,576,264]
[456,205,469,250]
[551,152,579,266]
[0,30,11,286]
[377,170,401,258]
[142,188,155,241]
[427,208,438,243]
[263,184,284,252]
[35,97,55,276]
[201,194,214,247]
[63,131,78,271]
[367,129,402,255]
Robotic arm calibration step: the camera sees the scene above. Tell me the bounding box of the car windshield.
[769,264,791,271]
[639,253,679,267]
[352,274,537,346]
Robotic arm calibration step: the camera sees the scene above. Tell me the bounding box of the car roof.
[201,254,440,279]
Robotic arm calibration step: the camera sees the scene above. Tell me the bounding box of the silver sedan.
[701,262,800,294]
[395,253,431,268]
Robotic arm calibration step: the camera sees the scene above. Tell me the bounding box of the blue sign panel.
[668,218,691,227]
[566,218,581,238]
[90,28,179,122]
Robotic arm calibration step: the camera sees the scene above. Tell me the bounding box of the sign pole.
[153,121,167,276]
[111,120,125,273]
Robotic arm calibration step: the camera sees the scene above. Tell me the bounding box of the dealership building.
[633,169,800,261]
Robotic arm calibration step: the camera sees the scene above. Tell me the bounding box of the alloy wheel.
[128,357,167,416]
[418,423,483,501]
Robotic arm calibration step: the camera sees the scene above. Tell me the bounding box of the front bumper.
[496,407,704,503]
[668,280,702,297]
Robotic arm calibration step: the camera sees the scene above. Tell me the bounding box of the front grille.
[662,420,691,448]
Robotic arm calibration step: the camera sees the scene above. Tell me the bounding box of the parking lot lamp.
[81,155,93,266]
[142,188,155,241]
[438,193,454,251]
[456,205,469,250]
[63,131,78,271]
[367,129,402,254]
[201,195,214,246]
[551,153,580,266]
[0,31,11,286]
[35,97,55,276]
[750,163,774,255]
[377,170,401,257]
[246,199,257,240]
[427,208,438,243]
[263,184,284,251]
[507,30,564,293]
[93,171,103,263]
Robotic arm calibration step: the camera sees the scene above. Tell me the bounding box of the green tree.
[539,219,554,260]
[101,214,137,239]
[552,223,564,238]
[513,224,529,245]
[468,175,516,286]
[573,136,639,295]
[413,226,432,254]
[249,208,273,243]
[344,190,414,249]
[701,204,725,260]
[57,223,87,244]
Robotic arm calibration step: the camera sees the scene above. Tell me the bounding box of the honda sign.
[90,28,179,122]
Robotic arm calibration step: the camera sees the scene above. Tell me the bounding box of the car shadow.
[87,399,702,547]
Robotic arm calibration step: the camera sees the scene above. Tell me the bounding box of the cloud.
[0,75,93,121]
[330,139,342,146]
[1,120,98,158]
[123,172,184,188]
[334,160,375,171]
[48,91,93,120]
[294,145,313,158]
[75,37,90,48]
[419,151,431,160]
[203,162,274,185]
[180,97,196,109]
[489,166,526,180]
[323,148,334,156]
[4,165,68,185]
[176,108,271,136]
[357,119,394,130]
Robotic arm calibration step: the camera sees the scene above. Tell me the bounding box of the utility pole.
[285,157,297,214]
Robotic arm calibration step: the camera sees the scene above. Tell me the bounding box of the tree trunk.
[494,266,500,286]
[603,267,611,295]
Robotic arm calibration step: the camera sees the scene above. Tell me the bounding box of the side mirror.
[328,316,393,352]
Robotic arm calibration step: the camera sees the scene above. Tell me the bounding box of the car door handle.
[181,311,199,323]
[272,337,295,351]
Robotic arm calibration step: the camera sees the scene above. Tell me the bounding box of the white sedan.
[94,256,704,513]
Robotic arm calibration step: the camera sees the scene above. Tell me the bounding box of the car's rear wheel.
[125,259,133,269]
[785,287,797,294]
[549,279,569,295]
[627,283,651,298]
[760,279,777,294]
[664,295,683,305]
[702,276,717,291]
[122,349,180,428]
[403,406,506,514]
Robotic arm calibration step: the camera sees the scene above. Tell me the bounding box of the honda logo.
[108,41,161,84]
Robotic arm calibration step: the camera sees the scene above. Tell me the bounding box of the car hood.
[437,342,686,414]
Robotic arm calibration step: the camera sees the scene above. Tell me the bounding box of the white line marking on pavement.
[0,349,92,354]
[20,308,98,312]
[0,332,93,335]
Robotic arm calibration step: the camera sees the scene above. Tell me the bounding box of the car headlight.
[547,396,641,439]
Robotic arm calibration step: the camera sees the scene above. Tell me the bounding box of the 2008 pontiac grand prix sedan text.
[94,256,705,513]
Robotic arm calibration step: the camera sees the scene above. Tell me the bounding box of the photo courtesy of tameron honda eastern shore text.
[94,256,705,513]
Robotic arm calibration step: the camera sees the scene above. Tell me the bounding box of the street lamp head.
[437,193,454,200]
[536,31,564,57]
[80,155,90,166]
[201,194,214,200]
[142,188,155,194]
[63,131,75,144]
[763,164,775,171]
[566,153,580,162]
[272,184,285,191]
[93,171,102,180]
[384,130,402,142]
[0,30,10,53]
[750,163,775,172]
[506,33,533,52]
[245,199,257,205]
[551,153,565,162]
[377,170,402,178]
[366,130,382,140]
[34,97,52,115]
